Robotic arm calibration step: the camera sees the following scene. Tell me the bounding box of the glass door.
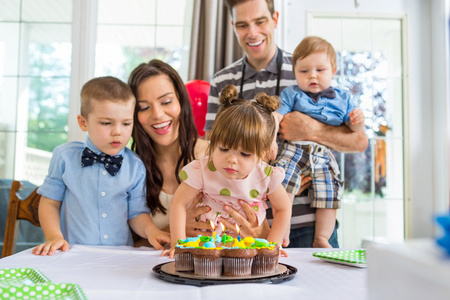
[309,15,406,247]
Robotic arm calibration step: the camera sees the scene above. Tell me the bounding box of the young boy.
[32,76,170,256]
[273,36,365,248]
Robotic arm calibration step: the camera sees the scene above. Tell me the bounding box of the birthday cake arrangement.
[174,235,280,277]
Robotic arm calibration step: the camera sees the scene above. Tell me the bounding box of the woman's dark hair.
[128,59,198,215]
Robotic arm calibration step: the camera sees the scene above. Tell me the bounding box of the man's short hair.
[225,0,275,16]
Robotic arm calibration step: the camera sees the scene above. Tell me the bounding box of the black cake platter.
[153,261,297,286]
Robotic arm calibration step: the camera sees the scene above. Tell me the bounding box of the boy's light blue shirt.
[278,85,356,126]
[37,136,149,246]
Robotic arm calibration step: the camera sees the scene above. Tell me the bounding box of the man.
[205,0,368,248]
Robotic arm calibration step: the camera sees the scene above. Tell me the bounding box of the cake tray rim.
[152,262,297,286]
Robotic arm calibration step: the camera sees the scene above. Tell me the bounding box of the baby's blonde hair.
[208,85,280,161]
[292,36,337,72]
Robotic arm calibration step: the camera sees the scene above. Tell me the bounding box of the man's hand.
[280,111,368,153]
[279,111,324,142]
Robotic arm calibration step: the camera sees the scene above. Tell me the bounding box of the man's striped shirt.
[205,48,296,131]
[205,48,317,229]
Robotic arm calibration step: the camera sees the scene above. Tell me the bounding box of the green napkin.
[313,249,367,267]
[0,268,87,300]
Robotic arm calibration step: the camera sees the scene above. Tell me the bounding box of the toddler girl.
[165,85,292,256]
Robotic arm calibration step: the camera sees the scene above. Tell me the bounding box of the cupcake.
[251,239,280,275]
[174,236,201,271]
[222,247,257,277]
[191,241,222,277]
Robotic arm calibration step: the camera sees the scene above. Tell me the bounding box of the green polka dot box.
[313,249,367,268]
[0,268,87,300]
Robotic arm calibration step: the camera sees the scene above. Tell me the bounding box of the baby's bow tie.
[305,86,336,102]
[81,147,123,176]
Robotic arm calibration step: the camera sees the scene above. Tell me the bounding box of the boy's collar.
[84,135,126,156]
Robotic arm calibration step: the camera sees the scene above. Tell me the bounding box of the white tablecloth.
[0,245,367,300]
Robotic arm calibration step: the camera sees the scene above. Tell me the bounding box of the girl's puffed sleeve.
[266,166,286,195]
[178,159,205,190]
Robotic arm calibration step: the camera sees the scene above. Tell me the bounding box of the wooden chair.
[2,180,40,258]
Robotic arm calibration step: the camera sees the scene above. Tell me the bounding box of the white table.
[0,245,367,300]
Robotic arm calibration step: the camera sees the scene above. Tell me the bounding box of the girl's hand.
[161,247,176,259]
[185,192,211,236]
[219,200,270,239]
[31,239,69,256]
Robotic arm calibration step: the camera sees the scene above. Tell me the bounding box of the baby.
[273,36,365,248]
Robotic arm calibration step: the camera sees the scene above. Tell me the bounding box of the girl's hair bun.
[219,85,239,106]
[254,92,281,113]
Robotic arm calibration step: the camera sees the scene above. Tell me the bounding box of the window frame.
[305,12,410,246]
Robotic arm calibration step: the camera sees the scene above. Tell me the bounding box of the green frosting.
[222,234,234,243]
[199,236,211,242]
[254,238,270,247]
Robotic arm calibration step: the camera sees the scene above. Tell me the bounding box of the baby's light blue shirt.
[278,85,356,126]
[37,136,149,246]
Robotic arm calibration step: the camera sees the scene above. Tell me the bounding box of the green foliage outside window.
[27,43,70,152]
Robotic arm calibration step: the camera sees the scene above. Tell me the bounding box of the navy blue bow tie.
[81,147,123,176]
[305,86,336,102]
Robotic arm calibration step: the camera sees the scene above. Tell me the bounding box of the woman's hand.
[185,192,211,237]
[219,200,270,239]
[146,229,171,250]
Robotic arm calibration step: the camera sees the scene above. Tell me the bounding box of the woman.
[128,59,268,242]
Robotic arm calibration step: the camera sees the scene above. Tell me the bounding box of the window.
[0,0,72,185]
[1,0,193,185]
[309,14,406,247]
[94,0,193,81]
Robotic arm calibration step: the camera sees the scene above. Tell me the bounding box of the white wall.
[277,0,450,239]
